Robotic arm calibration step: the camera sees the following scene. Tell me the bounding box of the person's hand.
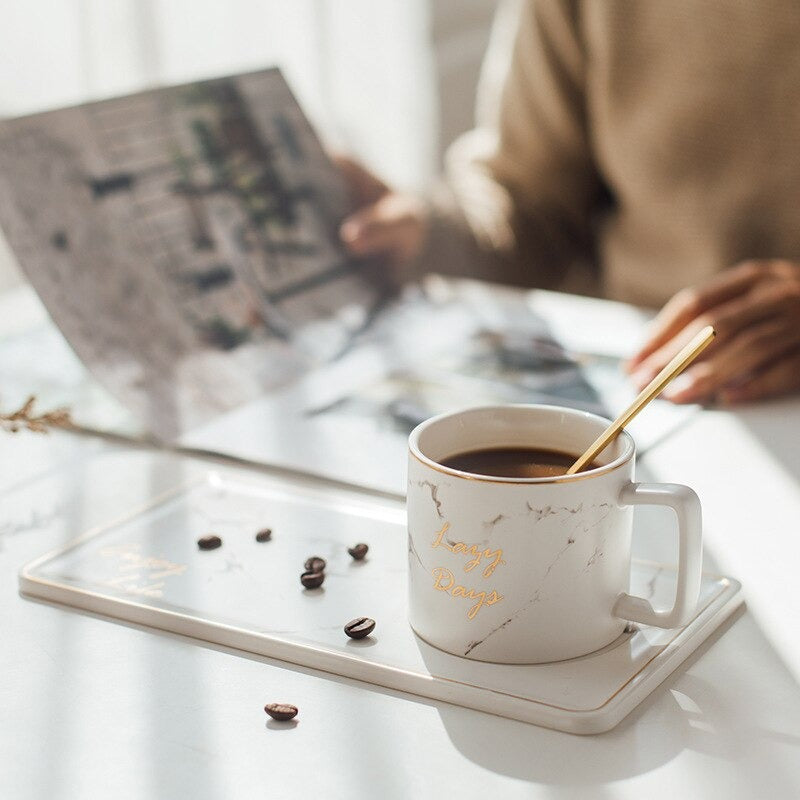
[625,260,800,405]
[335,155,428,268]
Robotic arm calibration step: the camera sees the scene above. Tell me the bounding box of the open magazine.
[0,68,387,438]
[0,68,695,494]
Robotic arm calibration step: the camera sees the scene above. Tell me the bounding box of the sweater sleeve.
[415,0,604,290]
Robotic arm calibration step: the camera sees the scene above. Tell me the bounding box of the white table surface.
[2,420,800,800]
[1,278,799,798]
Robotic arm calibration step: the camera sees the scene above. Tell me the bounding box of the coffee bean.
[344,617,375,639]
[264,703,298,721]
[300,571,325,589]
[304,556,326,573]
[50,230,69,250]
[347,543,369,561]
[255,528,272,542]
[197,534,222,550]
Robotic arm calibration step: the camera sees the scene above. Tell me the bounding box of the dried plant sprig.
[0,395,73,434]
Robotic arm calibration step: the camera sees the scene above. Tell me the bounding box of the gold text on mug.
[430,566,504,619]
[430,522,506,578]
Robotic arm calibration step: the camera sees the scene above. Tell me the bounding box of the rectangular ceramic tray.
[20,472,742,734]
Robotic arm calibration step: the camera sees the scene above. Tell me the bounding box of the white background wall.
[0,0,500,290]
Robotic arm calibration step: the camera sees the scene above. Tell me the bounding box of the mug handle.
[613,482,703,629]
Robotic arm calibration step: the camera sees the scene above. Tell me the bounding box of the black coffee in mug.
[440,446,597,478]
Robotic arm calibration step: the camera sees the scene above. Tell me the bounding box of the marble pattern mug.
[407,405,703,663]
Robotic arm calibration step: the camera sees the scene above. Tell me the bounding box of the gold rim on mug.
[408,404,636,485]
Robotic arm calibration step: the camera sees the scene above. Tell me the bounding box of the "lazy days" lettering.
[431,566,503,619]
[431,522,506,577]
[429,522,505,619]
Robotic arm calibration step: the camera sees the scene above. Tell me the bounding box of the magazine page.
[0,68,385,439]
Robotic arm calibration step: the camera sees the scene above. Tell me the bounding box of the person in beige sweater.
[338,0,800,405]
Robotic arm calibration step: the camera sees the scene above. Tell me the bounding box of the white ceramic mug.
[407,405,703,663]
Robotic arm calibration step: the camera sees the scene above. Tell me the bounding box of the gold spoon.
[566,325,716,475]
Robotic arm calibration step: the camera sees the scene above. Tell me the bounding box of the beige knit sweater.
[420,0,800,307]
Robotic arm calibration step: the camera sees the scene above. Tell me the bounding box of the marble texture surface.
[22,470,737,732]
[3,433,800,798]
[406,405,655,663]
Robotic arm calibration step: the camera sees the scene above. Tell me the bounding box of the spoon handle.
[566,325,716,475]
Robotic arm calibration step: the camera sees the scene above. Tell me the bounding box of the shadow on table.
[17,398,799,794]
[28,588,800,794]
[723,399,800,488]
[425,604,743,786]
